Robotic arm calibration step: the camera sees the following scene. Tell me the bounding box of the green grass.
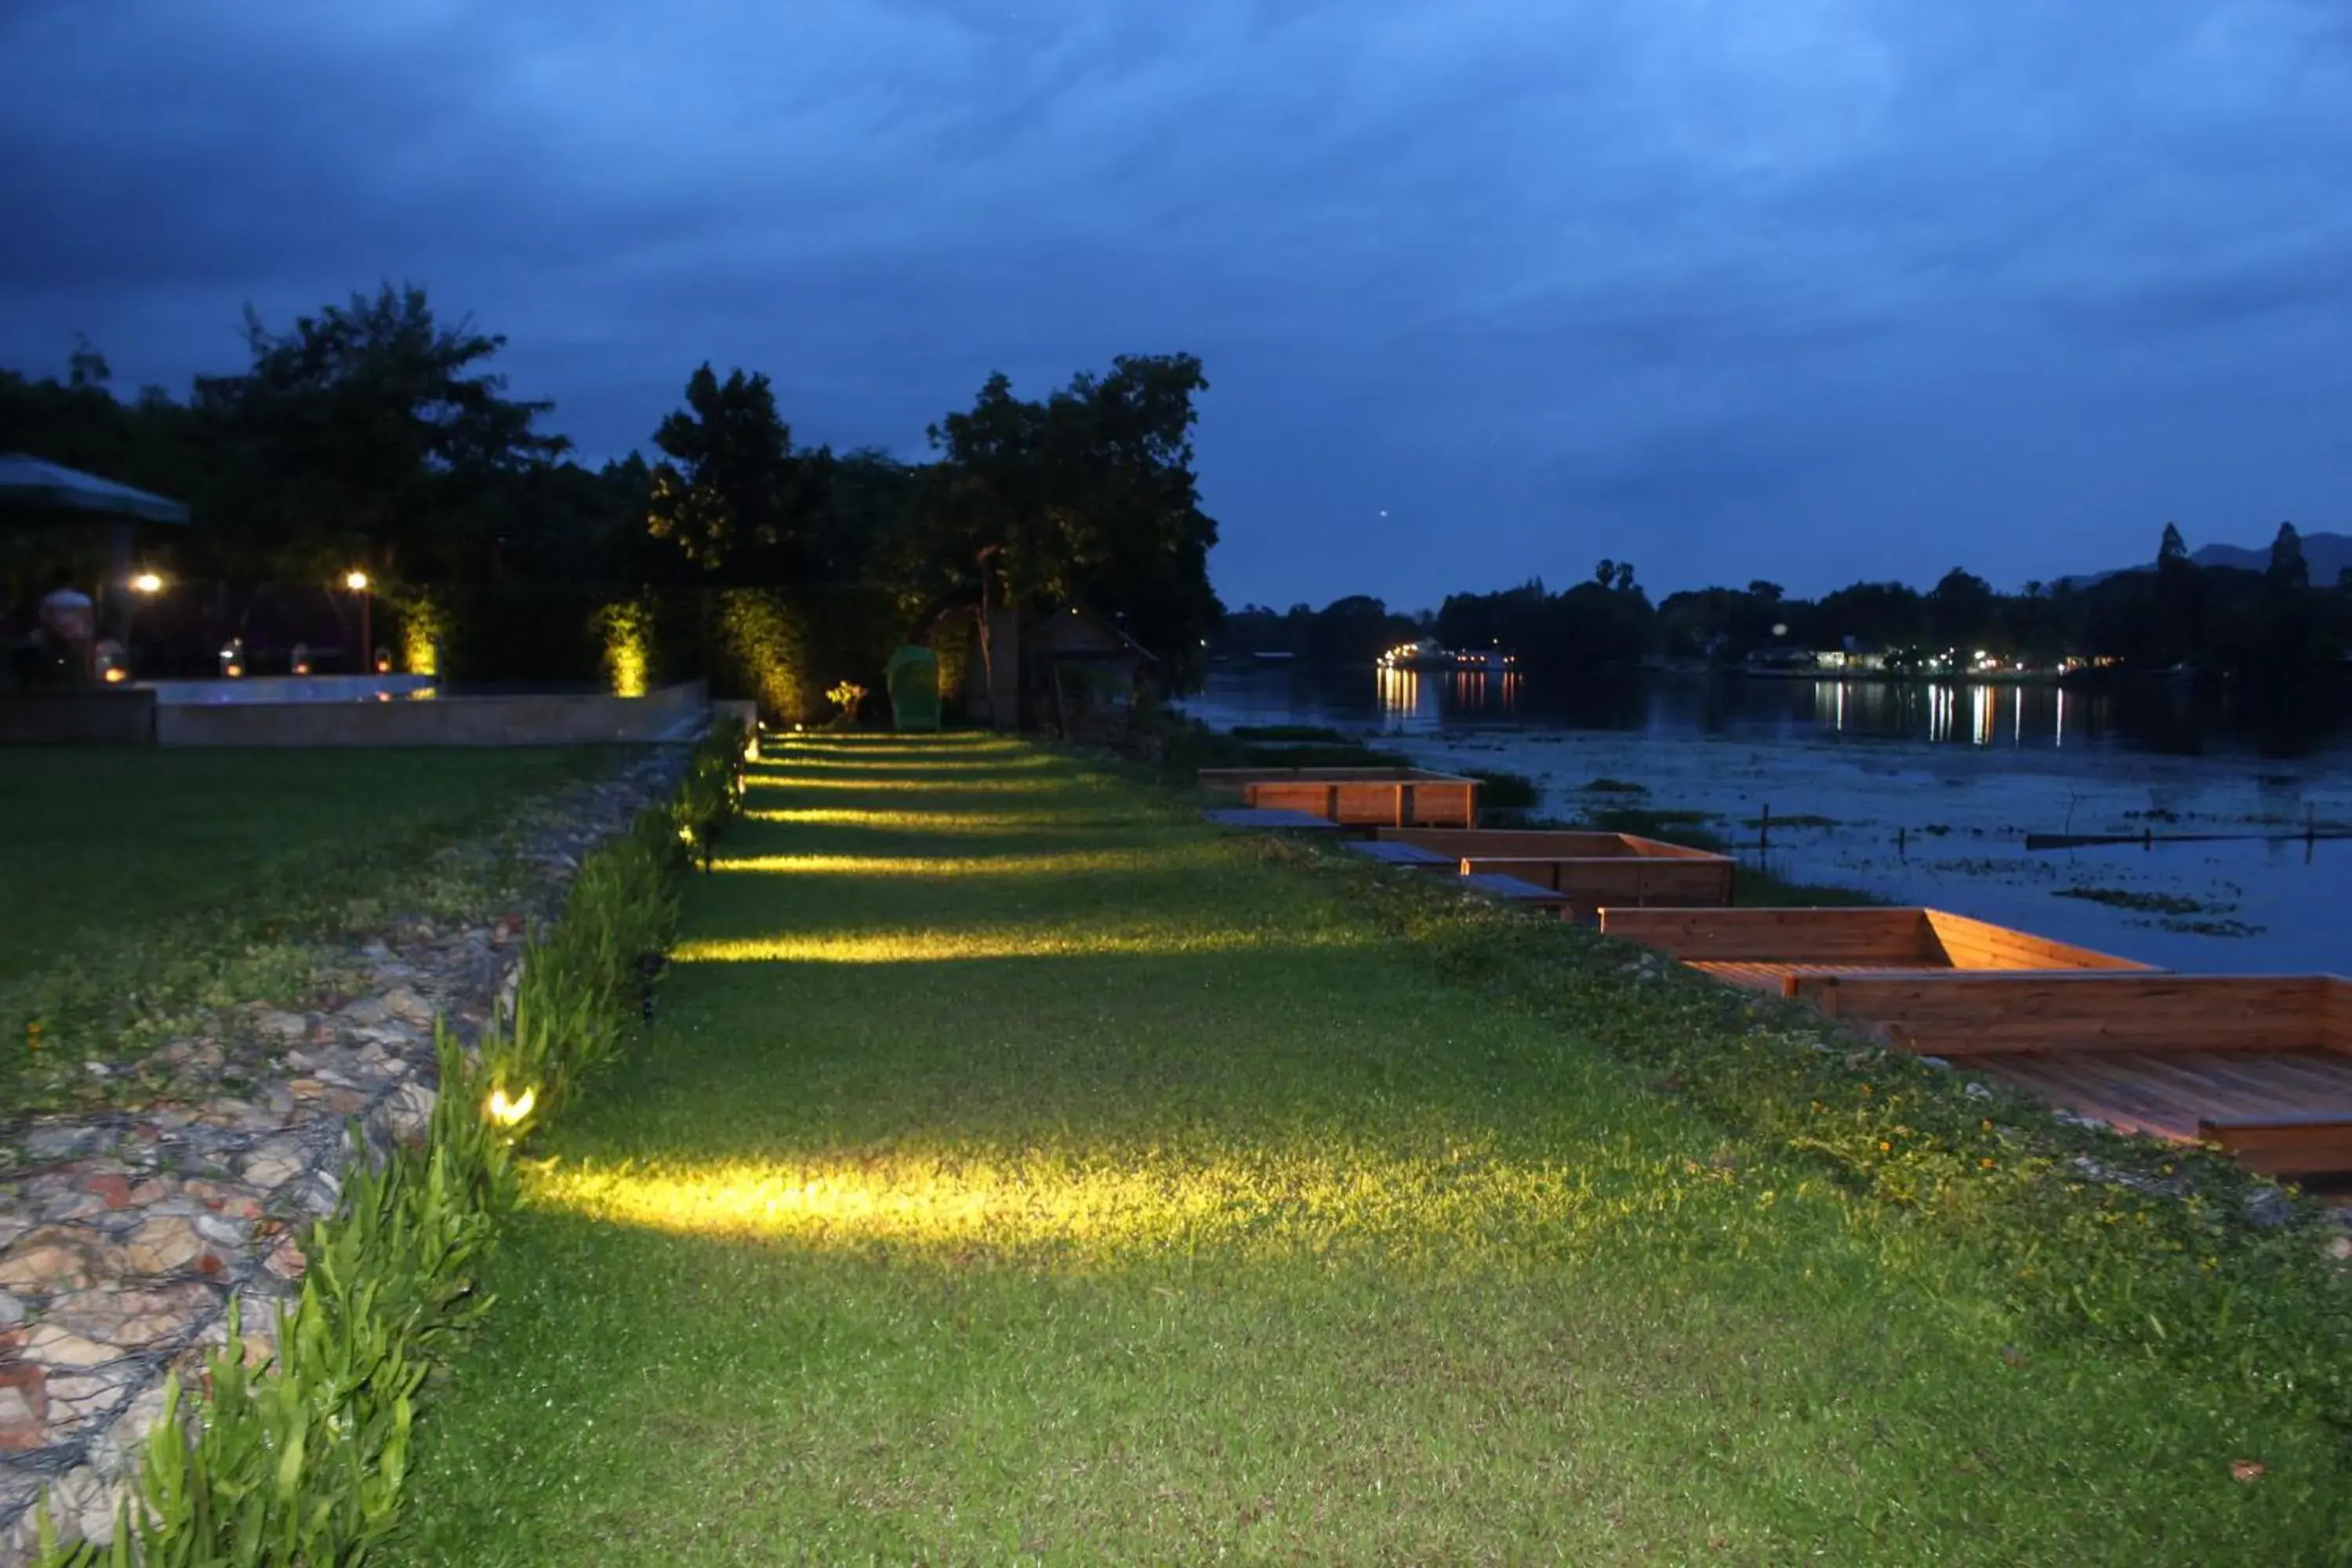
[0,746,611,1110]
[396,736,2352,1565]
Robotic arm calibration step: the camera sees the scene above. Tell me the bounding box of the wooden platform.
[1201,807,1351,833]
[1788,972,2352,1177]
[1381,828,1733,919]
[1598,907,2150,996]
[1240,770,1479,829]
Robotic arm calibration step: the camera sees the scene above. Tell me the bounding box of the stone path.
[0,746,688,1560]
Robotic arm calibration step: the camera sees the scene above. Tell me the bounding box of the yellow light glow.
[712,850,1189,878]
[345,569,371,592]
[487,1086,536,1126]
[224,662,243,678]
[528,1137,1582,1269]
[131,572,163,594]
[103,666,128,684]
[673,923,1365,964]
[742,807,1136,833]
[746,774,1063,793]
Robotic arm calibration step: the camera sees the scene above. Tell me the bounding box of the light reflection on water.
[1183,667,2352,975]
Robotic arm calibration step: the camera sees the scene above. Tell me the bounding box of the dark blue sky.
[3,1,2347,609]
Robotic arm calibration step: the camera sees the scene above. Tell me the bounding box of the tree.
[2267,521,2309,594]
[2154,521,2204,666]
[912,354,1221,678]
[1928,568,1998,652]
[646,364,820,578]
[194,282,568,581]
[1748,580,1784,603]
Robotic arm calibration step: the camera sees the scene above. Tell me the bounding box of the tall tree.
[194,283,568,581]
[2154,521,2204,665]
[912,354,1221,675]
[645,365,818,578]
[2267,521,2309,593]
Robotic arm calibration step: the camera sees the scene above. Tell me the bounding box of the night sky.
[3,2,2347,608]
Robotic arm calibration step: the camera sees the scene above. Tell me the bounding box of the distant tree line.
[0,283,1221,684]
[1218,528,2352,684]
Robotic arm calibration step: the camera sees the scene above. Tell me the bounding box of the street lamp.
[131,572,163,595]
[345,570,372,676]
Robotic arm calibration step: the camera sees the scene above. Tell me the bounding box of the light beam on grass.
[744,775,1069,793]
[673,924,1370,963]
[529,1142,1595,1270]
[745,808,1150,831]
[713,847,1220,877]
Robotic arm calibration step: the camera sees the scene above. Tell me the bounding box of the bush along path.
[4,725,743,1563]
[389,735,2350,1566]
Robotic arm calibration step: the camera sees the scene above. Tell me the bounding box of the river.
[1179,665,2352,976]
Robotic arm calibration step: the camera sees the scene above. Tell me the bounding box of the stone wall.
[0,746,689,1559]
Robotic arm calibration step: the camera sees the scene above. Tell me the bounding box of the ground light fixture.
[486,1086,535,1127]
[131,572,163,594]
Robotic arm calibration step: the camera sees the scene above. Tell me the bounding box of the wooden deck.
[1381,829,1733,919]
[1788,973,2352,1177]
[1599,907,2149,995]
[1240,771,1479,829]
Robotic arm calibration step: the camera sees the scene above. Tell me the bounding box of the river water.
[1180,666,2352,977]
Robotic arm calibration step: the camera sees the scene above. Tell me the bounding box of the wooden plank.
[1972,1047,2352,1174]
[1792,974,2339,1056]
[1600,906,1934,963]
[1922,911,2150,972]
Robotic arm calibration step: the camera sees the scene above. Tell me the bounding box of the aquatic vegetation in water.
[2056,887,2211,916]
[1579,777,1650,795]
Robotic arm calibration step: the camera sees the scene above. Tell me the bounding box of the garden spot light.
[345,569,371,592]
[131,572,163,594]
[487,1086,535,1126]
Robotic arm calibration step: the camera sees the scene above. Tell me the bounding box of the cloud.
[1,0,2347,602]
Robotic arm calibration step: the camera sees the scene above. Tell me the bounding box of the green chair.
[884,644,941,731]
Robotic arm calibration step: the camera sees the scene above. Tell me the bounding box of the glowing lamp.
[345,570,371,592]
[131,572,163,594]
[103,666,127,684]
[487,1087,535,1127]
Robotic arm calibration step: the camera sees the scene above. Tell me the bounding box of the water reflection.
[1190,666,2352,762]
[1375,666,1519,731]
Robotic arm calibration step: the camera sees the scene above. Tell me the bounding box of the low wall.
[155,681,708,747]
[0,690,157,746]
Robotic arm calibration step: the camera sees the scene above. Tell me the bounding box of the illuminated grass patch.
[397,738,2352,1566]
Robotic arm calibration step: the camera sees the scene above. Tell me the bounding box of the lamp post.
[345,570,372,675]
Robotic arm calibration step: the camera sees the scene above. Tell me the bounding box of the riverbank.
[395,735,2350,1564]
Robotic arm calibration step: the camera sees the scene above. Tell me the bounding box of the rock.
[253,1010,309,1044]
[121,1217,207,1276]
[0,1293,24,1326]
[382,987,437,1026]
[383,1082,436,1145]
[2243,1188,2298,1230]
[0,1231,107,1292]
[24,1325,122,1370]
[238,1140,307,1191]
[2327,1235,2351,1261]
[21,1127,100,1163]
[0,1387,42,1454]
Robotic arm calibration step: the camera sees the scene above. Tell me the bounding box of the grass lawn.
[397,735,2350,1564]
[0,746,610,1108]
